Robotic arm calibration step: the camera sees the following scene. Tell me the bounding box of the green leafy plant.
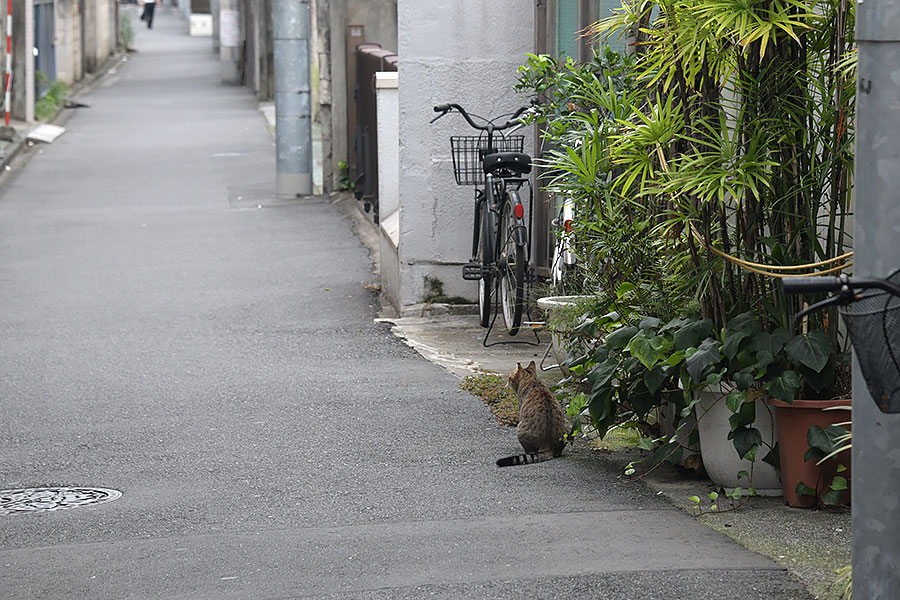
[337,160,355,192]
[516,49,690,309]
[585,0,855,336]
[556,296,847,480]
[34,74,70,122]
[797,416,851,506]
[688,491,720,515]
[119,13,136,51]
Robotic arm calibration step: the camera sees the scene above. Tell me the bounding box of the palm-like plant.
[587,0,855,349]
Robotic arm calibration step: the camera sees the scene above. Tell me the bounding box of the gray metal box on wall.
[192,0,211,13]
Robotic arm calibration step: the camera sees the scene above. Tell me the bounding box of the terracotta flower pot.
[767,397,851,508]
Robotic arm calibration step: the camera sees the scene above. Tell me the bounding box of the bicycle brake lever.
[795,295,846,320]
[430,109,450,124]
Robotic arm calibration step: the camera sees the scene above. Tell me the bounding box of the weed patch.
[460,374,518,426]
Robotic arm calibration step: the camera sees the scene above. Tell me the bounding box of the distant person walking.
[139,0,157,29]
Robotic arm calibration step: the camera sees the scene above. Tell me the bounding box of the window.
[556,0,580,58]
[555,0,626,60]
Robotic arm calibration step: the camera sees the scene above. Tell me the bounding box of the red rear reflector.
[563,219,573,233]
[514,204,525,219]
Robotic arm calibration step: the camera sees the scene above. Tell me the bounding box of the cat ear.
[526,360,537,372]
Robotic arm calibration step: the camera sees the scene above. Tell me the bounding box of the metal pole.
[853,1,900,596]
[24,0,32,123]
[5,0,12,126]
[273,0,312,197]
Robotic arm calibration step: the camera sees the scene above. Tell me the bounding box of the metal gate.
[34,0,56,95]
[352,44,397,224]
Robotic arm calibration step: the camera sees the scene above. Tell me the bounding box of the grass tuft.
[460,374,519,426]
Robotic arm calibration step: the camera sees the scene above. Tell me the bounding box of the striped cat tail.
[496,450,555,467]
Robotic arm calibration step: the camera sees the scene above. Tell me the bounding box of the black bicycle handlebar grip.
[781,276,843,295]
[434,104,451,112]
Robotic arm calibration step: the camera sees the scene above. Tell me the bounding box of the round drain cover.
[0,487,122,515]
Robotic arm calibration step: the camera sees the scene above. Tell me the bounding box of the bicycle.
[782,272,900,413]
[550,195,577,294]
[431,103,533,336]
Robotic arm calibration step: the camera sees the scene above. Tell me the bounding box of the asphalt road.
[0,8,813,599]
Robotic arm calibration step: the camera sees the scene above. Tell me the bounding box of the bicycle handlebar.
[431,103,529,130]
[781,276,844,295]
[782,274,900,300]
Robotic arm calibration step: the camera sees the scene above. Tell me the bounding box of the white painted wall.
[396,0,533,307]
[376,71,401,310]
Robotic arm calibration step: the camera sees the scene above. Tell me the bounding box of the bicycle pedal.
[522,321,546,330]
[462,263,485,280]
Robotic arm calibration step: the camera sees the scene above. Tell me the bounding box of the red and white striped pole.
[4,0,11,126]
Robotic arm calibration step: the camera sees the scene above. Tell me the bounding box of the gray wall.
[396,0,533,305]
[55,0,84,85]
[83,0,117,73]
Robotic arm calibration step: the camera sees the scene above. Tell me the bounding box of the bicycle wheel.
[478,198,495,328]
[499,196,526,335]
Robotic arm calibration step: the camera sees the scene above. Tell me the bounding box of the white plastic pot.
[696,385,782,495]
[536,295,597,368]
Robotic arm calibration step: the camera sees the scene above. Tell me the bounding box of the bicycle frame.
[474,174,532,271]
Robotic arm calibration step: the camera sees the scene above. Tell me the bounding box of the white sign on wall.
[220,10,240,47]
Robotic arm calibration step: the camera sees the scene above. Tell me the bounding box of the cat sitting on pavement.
[496,361,568,467]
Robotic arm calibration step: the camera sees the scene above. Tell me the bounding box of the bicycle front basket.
[449,135,525,186]
[840,270,900,413]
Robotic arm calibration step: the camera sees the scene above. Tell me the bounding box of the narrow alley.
[0,8,813,599]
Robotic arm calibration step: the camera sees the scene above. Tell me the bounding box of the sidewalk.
[0,50,128,174]
[0,7,845,599]
[341,199,852,600]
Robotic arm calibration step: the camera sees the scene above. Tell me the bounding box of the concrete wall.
[55,0,84,85]
[394,0,533,307]
[10,0,26,120]
[84,0,117,73]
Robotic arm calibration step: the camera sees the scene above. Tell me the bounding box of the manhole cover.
[0,487,122,515]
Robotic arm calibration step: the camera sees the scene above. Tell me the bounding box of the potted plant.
[768,400,851,507]
[518,0,857,504]
[583,0,853,496]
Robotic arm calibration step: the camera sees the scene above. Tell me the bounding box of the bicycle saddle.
[483,152,532,176]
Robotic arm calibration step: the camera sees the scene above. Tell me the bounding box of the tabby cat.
[496,361,568,467]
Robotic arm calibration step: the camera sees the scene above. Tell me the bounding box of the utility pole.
[853,0,900,596]
[273,0,312,197]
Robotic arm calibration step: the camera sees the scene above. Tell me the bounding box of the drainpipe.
[853,1,900,597]
[273,0,312,197]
